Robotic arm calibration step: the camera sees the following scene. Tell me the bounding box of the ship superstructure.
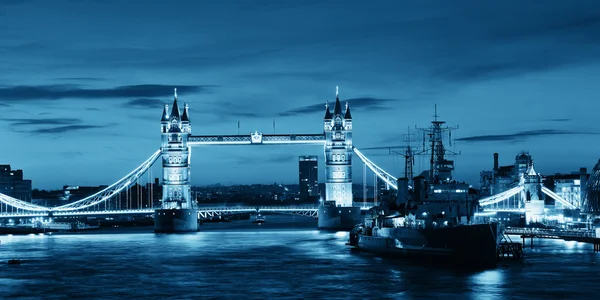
[395,105,477,225]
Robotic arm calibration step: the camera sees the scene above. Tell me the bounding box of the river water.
[1,215,599,299]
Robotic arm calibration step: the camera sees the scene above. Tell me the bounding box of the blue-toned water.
[1,215,599,299]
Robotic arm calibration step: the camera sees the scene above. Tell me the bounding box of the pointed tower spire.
[324,101,332,120]
[333,86,342,116]
[344,101,352,119]
[170,88,181,120]
[181,103,190,122]
[161,104,169,122]
[527,160,537,176]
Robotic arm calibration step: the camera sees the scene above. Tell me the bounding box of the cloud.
[280,97,396,117]
[123,98,165,109]
[228,152,301,165]
[545,118,571,122]
[1,117,115,135]
[55,77,106,82]
[238,70,340,80]
[194,101,265,121]
[2,117,80,126]
[58,151,84,159]
[357,145,406,151]
[266,153,298,163]
[28,125,108,134]
[0,84,214,102]
[455,129,597,143]
[421,5,600,83]
[0,103,9,107]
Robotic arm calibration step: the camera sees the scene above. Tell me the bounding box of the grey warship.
[348,107,503,267]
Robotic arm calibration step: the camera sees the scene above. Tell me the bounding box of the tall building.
[0,165,32,201]
[298,156,318,201]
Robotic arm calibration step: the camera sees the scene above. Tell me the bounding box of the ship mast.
[415,104,460,184]
[389,126,417,186]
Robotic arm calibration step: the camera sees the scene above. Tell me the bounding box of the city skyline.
[1,1,600,190]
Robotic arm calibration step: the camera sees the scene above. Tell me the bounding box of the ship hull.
[154,209,199,233]
[318,206,362,230]
[354,223,502,267]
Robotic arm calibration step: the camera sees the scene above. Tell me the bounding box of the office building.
[0,164,32,201]
[299,156,318,201]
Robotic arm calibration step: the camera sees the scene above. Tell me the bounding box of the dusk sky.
[1,0,600,190]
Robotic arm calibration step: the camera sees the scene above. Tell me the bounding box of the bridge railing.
[196,206,318,212]
[505,227,596,238]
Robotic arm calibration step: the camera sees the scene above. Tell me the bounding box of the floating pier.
[498,242,524,259]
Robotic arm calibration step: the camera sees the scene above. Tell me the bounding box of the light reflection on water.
[1,216,599,299]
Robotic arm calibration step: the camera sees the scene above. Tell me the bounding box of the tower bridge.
[0,87,400,232]
[477,161,580,223]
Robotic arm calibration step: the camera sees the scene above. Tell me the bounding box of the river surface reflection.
[1,215,599,299]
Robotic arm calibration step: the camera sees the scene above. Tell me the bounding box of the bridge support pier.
[318,204,361,230]
[154,209,198,233]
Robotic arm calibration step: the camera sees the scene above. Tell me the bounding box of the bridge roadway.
[0,206,369,219]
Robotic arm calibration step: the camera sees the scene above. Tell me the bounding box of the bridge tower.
[318,87,361,229]
[522,161,544,224]
[154,88,198,232]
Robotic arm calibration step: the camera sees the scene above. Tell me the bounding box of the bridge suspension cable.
[353,147,398,190]
[541,186,577,209]
[52,149,162,211]
[0,193,50,212]
[478,185,524,206]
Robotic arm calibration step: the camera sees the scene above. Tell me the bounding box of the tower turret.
[324,102,332,120]
[181,103,191,133]
[344,101,352,120]
[343,101,352,131]
[323,101,332,131]
[161,104,170,133]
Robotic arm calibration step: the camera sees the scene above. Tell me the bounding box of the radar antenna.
[414,104,460,183]
[389,126,418,186]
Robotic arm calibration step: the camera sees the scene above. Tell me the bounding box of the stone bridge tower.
[155,89,198,232]
[522,161,544,223]
[324,86,353,207]
[319,87,361,229]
